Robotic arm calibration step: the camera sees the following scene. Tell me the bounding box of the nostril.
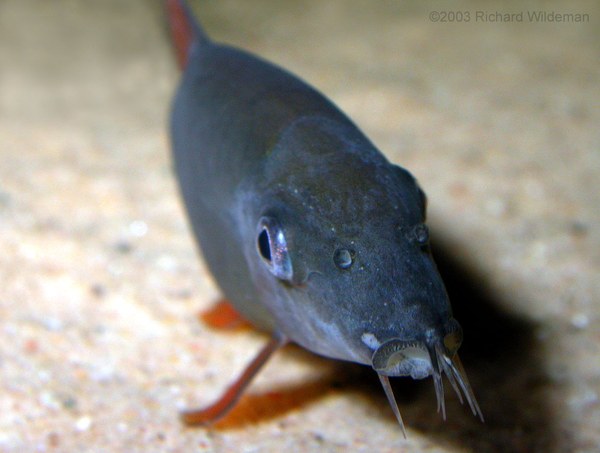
[412,224,429,245]
[397,223,430,248]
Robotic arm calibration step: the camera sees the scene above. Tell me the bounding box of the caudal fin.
[166,0,208,69]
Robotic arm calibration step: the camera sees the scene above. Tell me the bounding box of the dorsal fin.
[166,0,208,69]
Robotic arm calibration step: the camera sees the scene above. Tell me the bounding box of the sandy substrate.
[1,1,599,451]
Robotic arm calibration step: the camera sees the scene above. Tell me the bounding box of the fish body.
[167,0,482,432]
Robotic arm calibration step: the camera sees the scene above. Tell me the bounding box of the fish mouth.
[371,338,484,437]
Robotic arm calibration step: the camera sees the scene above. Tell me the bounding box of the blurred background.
[1,0,598,451]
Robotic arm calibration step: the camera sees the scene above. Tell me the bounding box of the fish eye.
[256,216,293,281]
[443,319,463,356]
[258,228,271,260]
[333,248,354,270]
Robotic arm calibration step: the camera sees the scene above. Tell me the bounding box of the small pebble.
[156,254,178,271]
[569,221,588,238]
[571,313,589,330]
[75,416,92,432]
[90,283,107,298]
[47,432,60,448]
[43,317,64,332]
[128,220,148,237]
[40,391,61,410]
[114,240,133,254]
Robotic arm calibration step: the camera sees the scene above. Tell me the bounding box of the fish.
[165,0,483,436]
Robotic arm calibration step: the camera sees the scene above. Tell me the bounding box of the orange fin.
[199,300,252,331]
[165,0,207,69]
[181,334,288,425]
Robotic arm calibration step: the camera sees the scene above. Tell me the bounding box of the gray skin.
[172,41,450,362]
[170,3,482,430]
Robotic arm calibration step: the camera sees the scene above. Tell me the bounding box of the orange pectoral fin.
[181,334,288,425]
[199,299,253,331]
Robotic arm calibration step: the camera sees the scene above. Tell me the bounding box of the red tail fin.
[166,0,203,69]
